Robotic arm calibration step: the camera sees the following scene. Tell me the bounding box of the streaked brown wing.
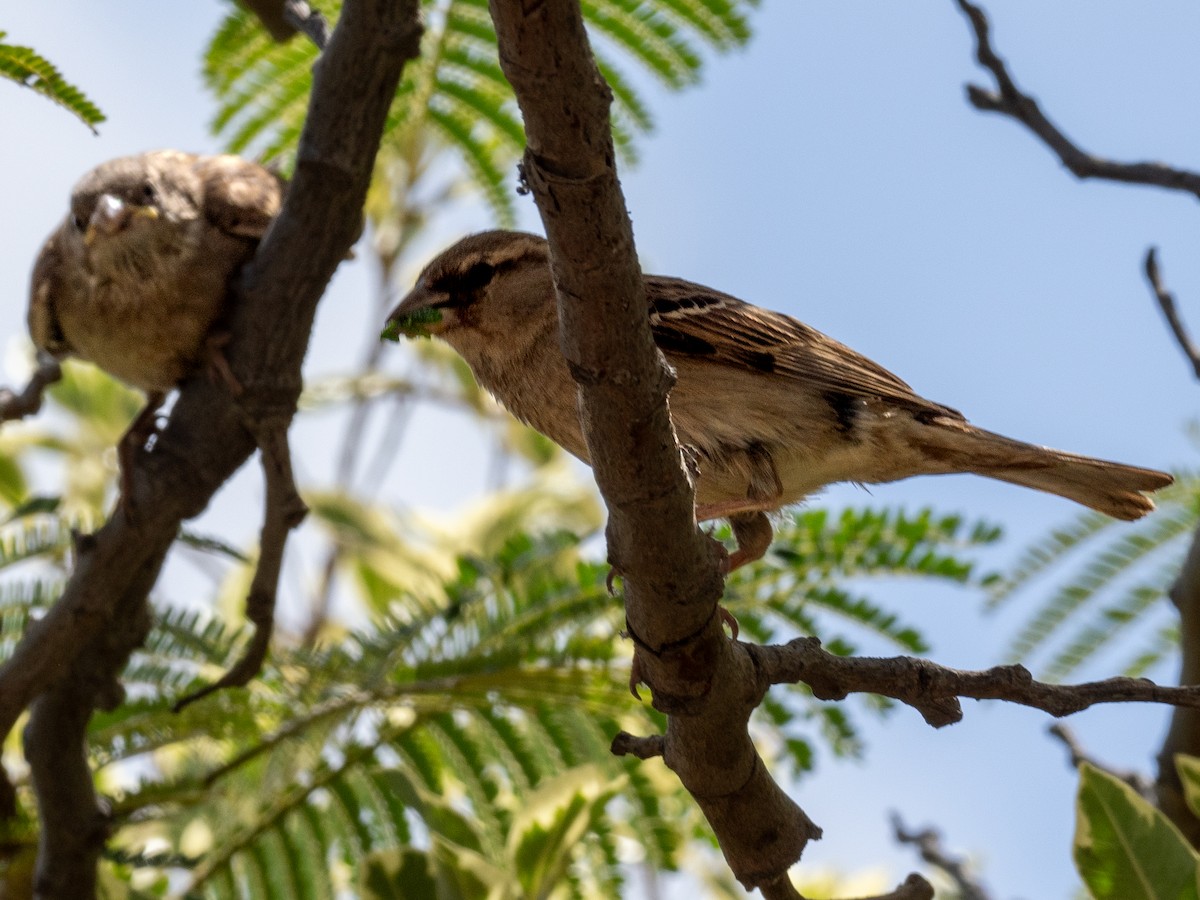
[645,275,961,419]
[27,226,75,356]
[193,155,285,240]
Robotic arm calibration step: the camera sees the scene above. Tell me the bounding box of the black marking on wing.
[743,350,776,373]
[643,274,964,421]
[823,391,865,435]
[653,325,716,357]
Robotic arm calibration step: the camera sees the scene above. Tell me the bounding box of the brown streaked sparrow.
[384,230,1172,570]
[28,151,284,497]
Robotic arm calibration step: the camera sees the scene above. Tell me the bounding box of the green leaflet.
[1075,762,1200,900]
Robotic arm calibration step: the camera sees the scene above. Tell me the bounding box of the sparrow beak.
[382,282,448,341]
[84,194,159,246]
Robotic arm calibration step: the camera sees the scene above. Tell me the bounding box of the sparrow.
[384,230,1173,570]
[28,151,284,496]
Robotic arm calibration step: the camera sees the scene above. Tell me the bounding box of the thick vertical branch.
[487,1,823,891]
[6,2,423,895]
[1156,524,1200,845]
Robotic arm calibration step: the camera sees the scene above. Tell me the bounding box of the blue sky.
[5,2,1200,896]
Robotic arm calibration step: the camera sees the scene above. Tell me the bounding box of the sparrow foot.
[204,331,244,397]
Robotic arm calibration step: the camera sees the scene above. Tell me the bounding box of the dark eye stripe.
[428,261,496,296]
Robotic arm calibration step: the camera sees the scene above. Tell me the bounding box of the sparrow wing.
[27,227,76,357]
[645,275,962,420]
[193,155,285,240]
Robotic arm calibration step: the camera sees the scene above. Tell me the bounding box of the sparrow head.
[65,151,205,271]
[383,231,554,356]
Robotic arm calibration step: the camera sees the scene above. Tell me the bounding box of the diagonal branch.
[0,355,61,423]
[757,636,1200,726]
[955,0,1200,197]
[1144,247,1200,381]
[892,815,993,900]
[172,421,307,712]
[486,0,874,893]
[1047,723,1155,800]
[4,2,422,893]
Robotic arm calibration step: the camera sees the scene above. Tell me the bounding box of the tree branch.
[0,355,61,423]
[955,0,1200,197]
[172,422,307,711]
[1156,519,1200,846]
[1144,247,1200,381]
[892,814,993,900]
[4,2,422,893]
[487,0,841,892]
[1047,723,1154,800]
[756,636,1200,726]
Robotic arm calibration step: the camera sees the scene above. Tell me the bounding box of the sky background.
[5,2,1200,897]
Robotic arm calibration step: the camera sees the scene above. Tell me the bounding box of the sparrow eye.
[141,183,157,203]
[427,261,497,308]
[456,261,496,293]
[71,215,84,231]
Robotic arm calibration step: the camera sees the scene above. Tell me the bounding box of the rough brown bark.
[1156,527,1200,846]
[2,2,423,895]
[486,0,821,891]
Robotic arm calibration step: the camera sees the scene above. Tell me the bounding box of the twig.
[173,422,307,712]
[1047,723,1154,800]
[892,814,993,900]
[756,636,1200,726]
[610,731,664,760]
[955,0,1200,197]
[1144,247,1200,380]
[0,355,61,422]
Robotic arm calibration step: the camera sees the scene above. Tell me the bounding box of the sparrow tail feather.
[921,417,1172,521]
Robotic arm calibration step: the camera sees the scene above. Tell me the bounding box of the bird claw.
[628,653,643,700]
[605,566,622,596]
[719,606,740,640]
[205,331,244,397]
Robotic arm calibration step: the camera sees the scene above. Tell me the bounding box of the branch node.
[0,355,62,423]
[610,731,664,759]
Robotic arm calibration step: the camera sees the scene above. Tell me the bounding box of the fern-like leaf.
[203,0,756,223]
[0,32,104,130]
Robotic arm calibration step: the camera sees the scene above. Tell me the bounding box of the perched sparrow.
[384,230,1173,569]
[28,151,284,495]
[30,150,284,393]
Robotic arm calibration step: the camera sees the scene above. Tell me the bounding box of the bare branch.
[0,355,61,422]
[1047,723,1154,800]
[1156,519,1200,846]
[610,731,664,760]
[5,1,422,889]
[955,0,1200,197]
[1144,247,1200,380]
[486,0,829,892]
[173,422,307,711]
[892,814,993,900]
[756,636,1200,726]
